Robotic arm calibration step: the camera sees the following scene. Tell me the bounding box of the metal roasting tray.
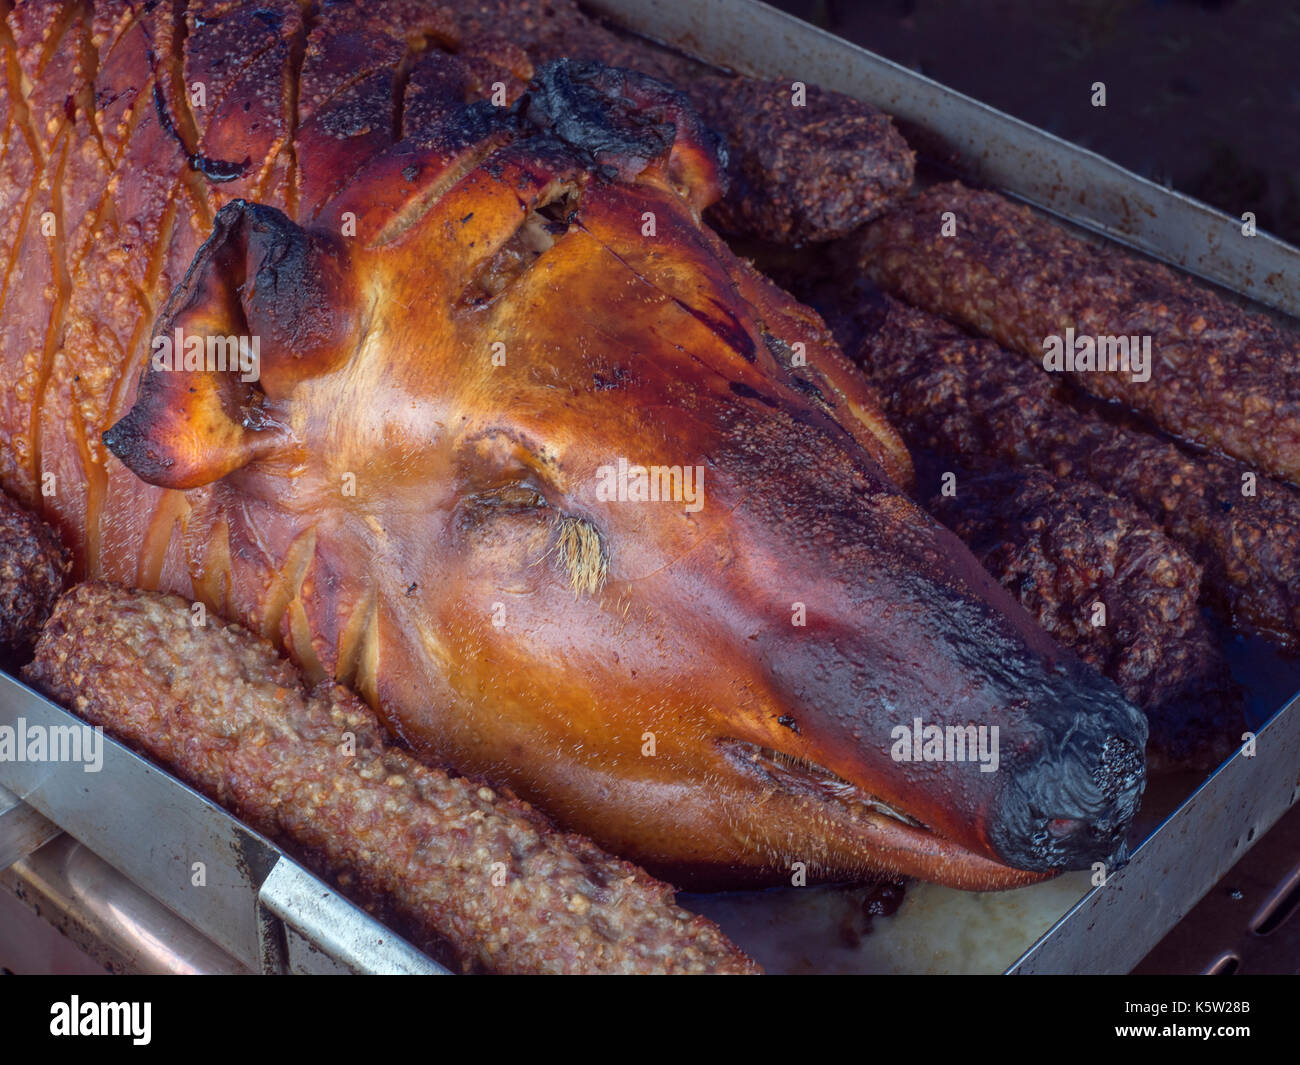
[2,0,1300,975]
[584,0,1300,973]
[0,673,447,974]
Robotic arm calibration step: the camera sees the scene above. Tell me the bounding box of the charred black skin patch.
[519,59,727,181]
[522,60,673,172]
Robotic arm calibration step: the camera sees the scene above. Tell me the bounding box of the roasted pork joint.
[2,1,1146,890]
[25,582,760,975]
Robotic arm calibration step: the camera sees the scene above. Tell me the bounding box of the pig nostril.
[1095,735,1144,799]
[985,668,1147,873]
[989,726,1146,872]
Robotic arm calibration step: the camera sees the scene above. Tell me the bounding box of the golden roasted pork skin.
[0,2,1146,889]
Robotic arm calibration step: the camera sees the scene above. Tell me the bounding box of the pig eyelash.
[551,513,608,597]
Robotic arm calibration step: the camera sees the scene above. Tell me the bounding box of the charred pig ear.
[521,59,727,213]
[103,200,357,490]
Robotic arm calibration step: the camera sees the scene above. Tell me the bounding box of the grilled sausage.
[927,467,1243,773]
[800,283,1249,766]
[0,489,70,661]
[858,181,1300,485]
[816,283,1300,651]
[691,76,916,244]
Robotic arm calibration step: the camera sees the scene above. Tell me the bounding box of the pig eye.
[469,479,608,595]
[474,482,549,509]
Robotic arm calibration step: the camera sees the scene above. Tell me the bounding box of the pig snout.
[985,665,1147,872]
[723,464,1148,875]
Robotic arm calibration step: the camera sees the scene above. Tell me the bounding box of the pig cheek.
[418,513,614,755]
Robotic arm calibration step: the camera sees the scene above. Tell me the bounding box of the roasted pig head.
[105,60,1146,889]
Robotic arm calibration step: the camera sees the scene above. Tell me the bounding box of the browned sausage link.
[691,76,916,245]
[927,467,1242,773]
[825,288,1300,650]
[24,583,760,975]
[0,489,70,661]
[858,182,1300,486]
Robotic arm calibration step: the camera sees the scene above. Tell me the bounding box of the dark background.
[770,0,1300,245]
